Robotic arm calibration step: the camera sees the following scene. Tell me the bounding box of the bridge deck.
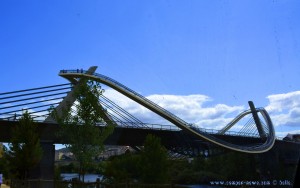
[0,120,269,147]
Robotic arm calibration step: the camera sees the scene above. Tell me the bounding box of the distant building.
[55,148,74,161]
[55,145,133,161]
[97,145,132,159]
[283,134,300,142]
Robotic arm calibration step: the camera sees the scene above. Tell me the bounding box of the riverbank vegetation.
[53,132,296,186]
[99,136,295,185]
[98,134,252,184]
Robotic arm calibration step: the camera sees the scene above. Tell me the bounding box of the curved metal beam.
[59,68,275,153]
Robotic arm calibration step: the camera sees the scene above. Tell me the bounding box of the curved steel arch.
[59,67,275,154]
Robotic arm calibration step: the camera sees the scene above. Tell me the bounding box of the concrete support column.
[39,142,55,179]
[30,141,55,180]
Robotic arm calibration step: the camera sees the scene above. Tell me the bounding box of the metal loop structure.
[59,66,276,153]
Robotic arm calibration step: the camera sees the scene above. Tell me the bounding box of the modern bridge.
[1,66,299,180]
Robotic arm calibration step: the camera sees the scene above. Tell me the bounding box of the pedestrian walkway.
[1,184,10,188]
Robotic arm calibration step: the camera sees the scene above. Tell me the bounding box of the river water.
[61,173,102,182]
[61,173,219,187]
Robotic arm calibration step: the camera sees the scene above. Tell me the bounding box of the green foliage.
[58,162,77,173]
[167,158,222,184]
[6,111,43,179]
[54,166,62,180]
[167,151,260,184]
[103,134,169,184]
[103,153,140,183]
[50,79,114,181]
[140,135,168,184]
[188,152,259,182]
[218,152,259,180]
[103,143,295,185]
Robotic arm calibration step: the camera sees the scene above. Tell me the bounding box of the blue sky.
[1,0,300,138]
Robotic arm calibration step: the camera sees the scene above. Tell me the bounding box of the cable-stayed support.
[0,83,72,121]
[98,94,149,128]
[99,100,143,128]
[0,102,61,116]
[59,67,276,153]
[0,97,65,110]
[0,92,68,105]
[0,87,71,100]
[237,118,260,137]
[100,95,144,124]
[0,83,71,96]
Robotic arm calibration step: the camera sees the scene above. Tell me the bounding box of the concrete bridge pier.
[30,141,55,181]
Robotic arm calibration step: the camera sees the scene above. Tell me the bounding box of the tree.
[6,111,42,179]
[103,153,141,183]
[51,79,114,182]
[140,134,168,183]
[103,135,168,184]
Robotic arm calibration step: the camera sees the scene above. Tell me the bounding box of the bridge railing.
[187,125,260,138]
[0,115,264,139]
[1,117,278,140]
[60,69,190,127]
[97,121,262,138]
[96,121,181,131]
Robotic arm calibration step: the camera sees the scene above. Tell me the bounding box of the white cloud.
[103,88,244,130]
[266,91,300,128]
[266,91,300,113]
[101,88,300,137]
